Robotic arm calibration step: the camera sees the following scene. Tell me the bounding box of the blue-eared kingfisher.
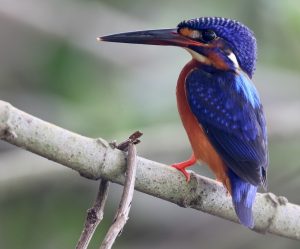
[99,17,268,228]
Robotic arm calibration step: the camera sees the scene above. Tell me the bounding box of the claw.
[172,164,191,182]
[171,154,196,182]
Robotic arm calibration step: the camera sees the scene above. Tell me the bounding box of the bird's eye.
[178,27,217,43]
[201,30,217,42]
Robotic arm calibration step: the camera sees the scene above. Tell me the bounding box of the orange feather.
[176,59,231,192]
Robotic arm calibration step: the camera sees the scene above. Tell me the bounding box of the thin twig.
[100,143,137,249]
[115,131,143,151]
[76,180,110,249]
[75,132,141,249]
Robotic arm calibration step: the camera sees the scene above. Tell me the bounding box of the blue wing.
[186,68,268,187]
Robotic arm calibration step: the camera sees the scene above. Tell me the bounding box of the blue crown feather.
[178,17,257,77]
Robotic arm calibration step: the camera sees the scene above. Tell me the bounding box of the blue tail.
[228,169,257,228]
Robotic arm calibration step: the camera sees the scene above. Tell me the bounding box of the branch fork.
[76,132,140,249]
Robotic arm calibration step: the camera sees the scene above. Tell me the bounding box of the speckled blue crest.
[178,17,257,77]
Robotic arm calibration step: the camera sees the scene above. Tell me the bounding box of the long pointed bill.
[98,28,202,47]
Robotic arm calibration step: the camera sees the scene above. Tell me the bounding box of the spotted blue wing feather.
[186,67,268,228]
[186,68,268,187]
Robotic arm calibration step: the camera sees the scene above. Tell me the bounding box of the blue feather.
[235,72,260,108]
[228,169,257,228]
[186,67,268,186]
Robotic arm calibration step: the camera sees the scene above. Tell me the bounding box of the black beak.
[98,28,202,47]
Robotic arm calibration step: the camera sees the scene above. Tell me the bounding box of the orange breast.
[176,60,231,192]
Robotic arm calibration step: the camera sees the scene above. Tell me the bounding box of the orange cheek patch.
[179,27,195,37]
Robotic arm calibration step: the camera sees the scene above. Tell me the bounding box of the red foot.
[171,154,196,182]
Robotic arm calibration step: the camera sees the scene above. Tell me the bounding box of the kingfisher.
[99,17,268,228]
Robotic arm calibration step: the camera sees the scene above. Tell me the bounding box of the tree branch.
[0,100,299,240]
[76,134,139,249]
[76,180,110,249]
[100,142,137,249]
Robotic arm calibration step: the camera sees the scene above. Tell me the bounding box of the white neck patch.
[185,48,211,65]
[227,52,240,69]
[185,48,241,71]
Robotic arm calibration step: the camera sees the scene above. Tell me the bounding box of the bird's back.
[176,60,231,191]
[178,60,268,227]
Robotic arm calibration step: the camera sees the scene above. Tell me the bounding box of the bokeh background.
[0,0,300,248]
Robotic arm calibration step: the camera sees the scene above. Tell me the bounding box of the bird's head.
[99,17,257,78]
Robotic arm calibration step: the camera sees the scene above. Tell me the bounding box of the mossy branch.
[0,100,299,240]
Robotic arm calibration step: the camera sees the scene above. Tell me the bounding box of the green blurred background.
[0,0,300,248]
